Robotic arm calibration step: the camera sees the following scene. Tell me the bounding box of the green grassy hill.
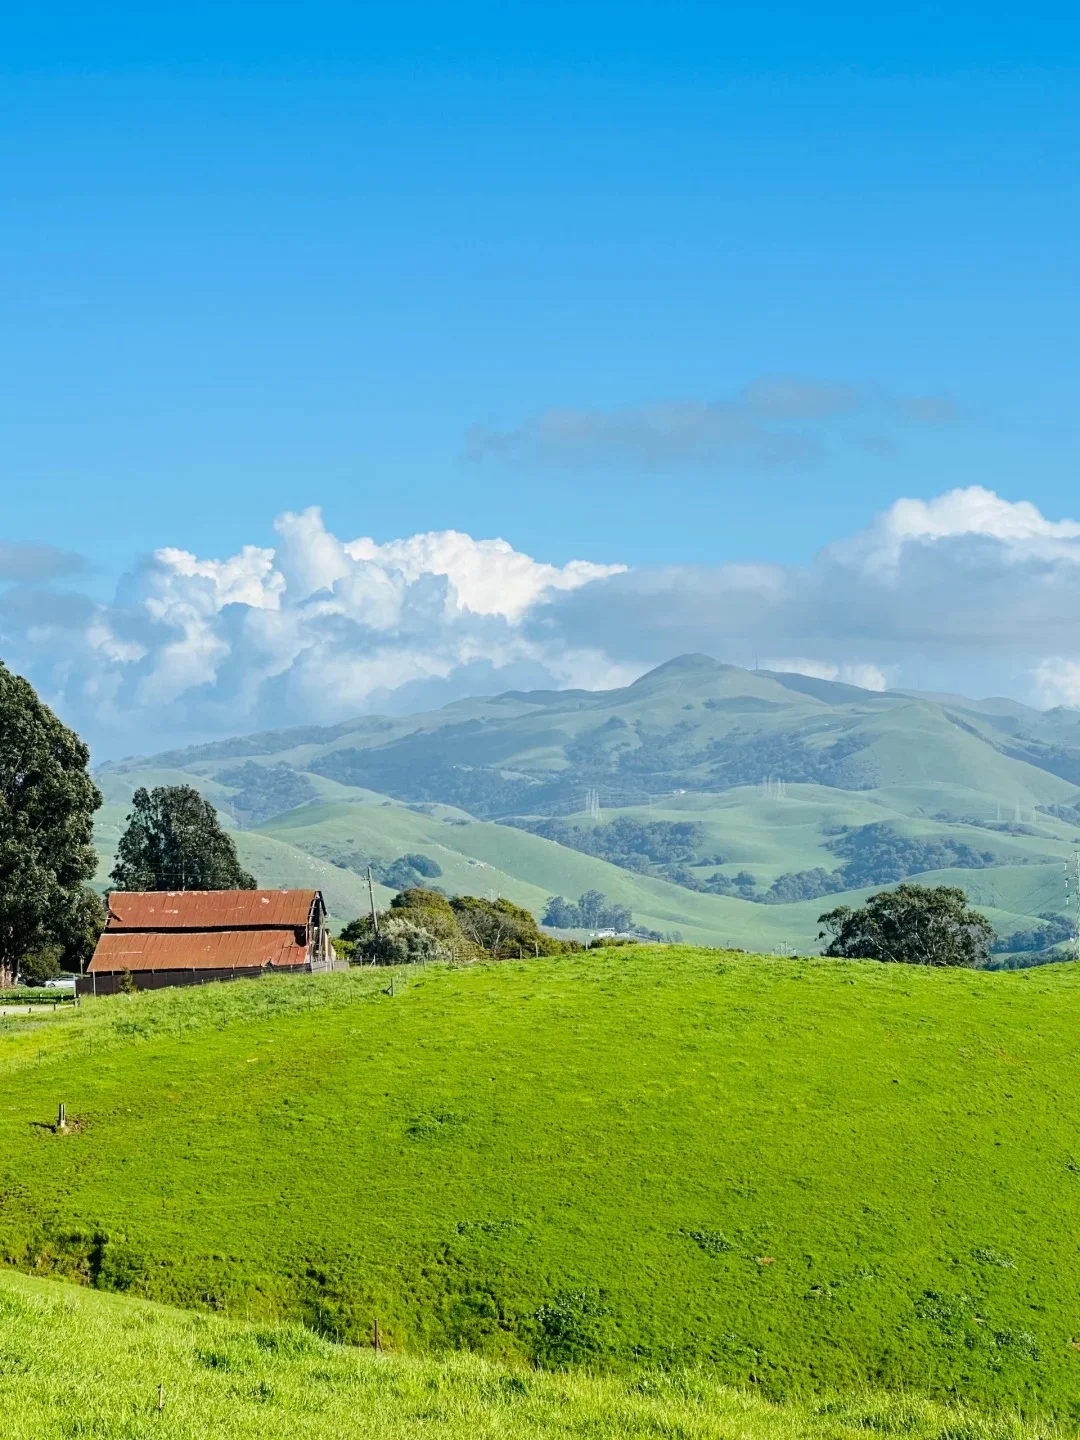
[4,949,1080,1415]
[0,1267,1058,1440]
[0,1270,1051,1440]
[93,656,1080,956]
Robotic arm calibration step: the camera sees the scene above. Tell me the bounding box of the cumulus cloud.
[0,510,626,754]
[538,485,1080,704]
[465,376,957,470]
[7,486,1080,757]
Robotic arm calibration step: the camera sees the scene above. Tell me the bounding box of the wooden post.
[57,1102,66,1132]
[158,1383,164,1413]
[373,1317,381,1351]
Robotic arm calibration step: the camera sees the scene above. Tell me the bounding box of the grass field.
[0,1268,1060,1440]
[3,949,1080,1416]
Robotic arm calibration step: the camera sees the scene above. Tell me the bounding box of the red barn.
[79,889,336,995]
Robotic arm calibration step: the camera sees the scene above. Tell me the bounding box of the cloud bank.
[4,486,1080,756]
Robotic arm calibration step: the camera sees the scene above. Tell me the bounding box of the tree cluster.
[517,817,707,873]
[0,661,103,986]
[825,822,996,886]
[542,889,632,931]
[990,912,1072,956]
[817,884,994,968]
[219,761,317,828]
[111,785,257,892]
[327,846,443,891]
[341,888,580,966]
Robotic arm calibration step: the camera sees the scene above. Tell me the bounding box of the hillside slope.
[3,950,1080,1413]
[111,655,1080,817]
[0,1269,1049,1440]
[94,656,1080,954]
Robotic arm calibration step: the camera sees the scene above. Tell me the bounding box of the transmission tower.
[584,788,601,821]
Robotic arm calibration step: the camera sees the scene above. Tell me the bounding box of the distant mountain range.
[94,655,1080,962]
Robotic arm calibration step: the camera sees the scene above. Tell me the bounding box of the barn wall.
[76,965,307,997]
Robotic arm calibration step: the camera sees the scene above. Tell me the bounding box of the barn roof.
[89,927,308,974]
[105,889,320,931]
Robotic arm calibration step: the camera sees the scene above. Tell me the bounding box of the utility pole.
[366,867,379,936]
[1070,853,1080,962]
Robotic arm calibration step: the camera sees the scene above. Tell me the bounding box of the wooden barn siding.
[75,965,307,997]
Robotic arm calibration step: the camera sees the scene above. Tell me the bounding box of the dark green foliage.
[533,1289,609,1369]
[519,818,997,908]
[401,852,442,879]
[755,825,1000,908]
[390,888,461,941]
[0,660,102,986]
[339,915,376,945]
[346,888,573,964]
[59,887,107,974]
[451,895,567,958]
[218,762,316,827]
[324,847,442,892]
[543,891,632,931]
[364,920,445,967]
[760,868,843,904]
[518,818,706,873]
[18,945,61,987]
[110,785,257,892]
[992,913,1072,956]
[312,749,547,818]
[378,853,443,890]
[827,823,996,885]
[818,884,994,967]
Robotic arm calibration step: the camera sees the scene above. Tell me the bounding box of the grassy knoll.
[0,1269,1058,1440]
[2,950,1080,1416]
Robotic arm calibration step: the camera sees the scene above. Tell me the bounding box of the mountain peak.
[629,654,730,686]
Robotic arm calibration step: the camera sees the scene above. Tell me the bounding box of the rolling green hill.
[93,656,1080,955]
[0,1268,1054,1440]
[4,948,1080,1414]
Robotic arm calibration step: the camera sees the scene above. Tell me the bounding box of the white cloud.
[0,509,625,754]
[1032,659,1080,710]
[836,485,1080,571]
[764,658,889,691]
[6,486,1080,756]
[542,486,1080,708]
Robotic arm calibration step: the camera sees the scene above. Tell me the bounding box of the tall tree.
[111,785,257,892]
[817,884,993,968]
[0,661,102,986]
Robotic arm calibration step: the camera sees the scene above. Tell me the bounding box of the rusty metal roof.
[105,889,320,931]
[89,928,309,973]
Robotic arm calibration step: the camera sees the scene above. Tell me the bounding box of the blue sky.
[2,3,1080,750]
